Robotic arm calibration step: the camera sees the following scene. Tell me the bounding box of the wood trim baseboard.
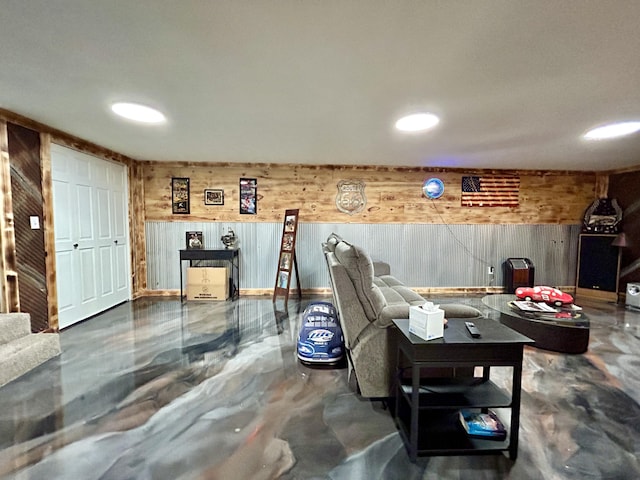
[137,286,577,298]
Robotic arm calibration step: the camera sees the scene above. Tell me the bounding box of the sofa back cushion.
[334,240,386,322]
[324,233,343,252]
[324,251,372,349]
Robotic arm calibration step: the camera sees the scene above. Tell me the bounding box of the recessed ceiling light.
[395,113,440,132]
[583,121,640,140]
[111,102,166,124]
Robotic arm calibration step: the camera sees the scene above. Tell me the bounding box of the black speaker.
[577,234,618,293]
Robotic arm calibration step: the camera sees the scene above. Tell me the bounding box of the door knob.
[114,239,118,244]
[73,243,78,249]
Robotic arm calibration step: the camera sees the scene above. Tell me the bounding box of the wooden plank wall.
[143,162,597,225]
[0,120,19,313]
[40,133,58,330]
[129,161,147,296]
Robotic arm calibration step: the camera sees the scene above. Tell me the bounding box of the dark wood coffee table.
[482,294,590,354]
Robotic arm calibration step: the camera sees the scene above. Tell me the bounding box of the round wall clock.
[423,178,445,199]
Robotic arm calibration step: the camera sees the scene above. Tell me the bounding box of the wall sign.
[336,180,366,215]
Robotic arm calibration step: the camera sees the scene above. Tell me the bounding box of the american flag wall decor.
[461,176,520,207]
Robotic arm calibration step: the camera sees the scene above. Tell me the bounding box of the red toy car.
[515,286,573,306]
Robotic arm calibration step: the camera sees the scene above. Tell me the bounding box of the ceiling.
[1,1,639,172]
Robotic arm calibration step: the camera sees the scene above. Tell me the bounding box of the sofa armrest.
[373,261,391,277]
[440,304,483,318]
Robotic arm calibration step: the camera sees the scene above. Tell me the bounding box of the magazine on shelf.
[459,409,507,440]
[511,300,558,313]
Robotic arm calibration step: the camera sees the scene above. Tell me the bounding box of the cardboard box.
[187,267,228,301]
[409,305,444,340]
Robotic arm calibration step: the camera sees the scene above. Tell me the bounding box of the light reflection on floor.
[0,295,639,479]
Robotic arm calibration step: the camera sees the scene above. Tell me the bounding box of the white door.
[51,144,131,328]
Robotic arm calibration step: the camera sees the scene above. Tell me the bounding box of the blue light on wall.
[423,178,444,199]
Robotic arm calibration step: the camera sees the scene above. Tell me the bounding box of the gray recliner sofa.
[323,233,482,398]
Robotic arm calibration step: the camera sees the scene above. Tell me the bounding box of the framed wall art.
[239,178,257,214]
[172,177,190,214]
[204,189,224,205]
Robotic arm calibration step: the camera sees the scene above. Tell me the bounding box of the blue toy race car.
[297,302,344,365]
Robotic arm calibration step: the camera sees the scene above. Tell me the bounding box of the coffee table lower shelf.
[394,408,510,457]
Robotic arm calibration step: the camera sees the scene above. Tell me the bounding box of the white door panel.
[52,144,131,328]
[111,164,126,188]
[76,159,90,182]
[51,151,71,176]
[114,243,128,291]
[99,245,114,296]
[113,193,126,238]
[52,180,73,243]
[79,248,97,304]
[97,188,111,239]
[76,185,94,241]
[93,160,109,188]
[109,158,129,304]
[55,251,75,313]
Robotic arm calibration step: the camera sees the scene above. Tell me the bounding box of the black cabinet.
[576,234,619,302]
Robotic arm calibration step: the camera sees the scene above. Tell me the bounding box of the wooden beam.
[0,121,19,312]
[40,133,59,331]
[129,162,147,295]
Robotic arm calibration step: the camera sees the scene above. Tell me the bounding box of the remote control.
[465,321,481,338]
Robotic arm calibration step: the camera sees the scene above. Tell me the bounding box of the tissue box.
[409,305,445,340]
